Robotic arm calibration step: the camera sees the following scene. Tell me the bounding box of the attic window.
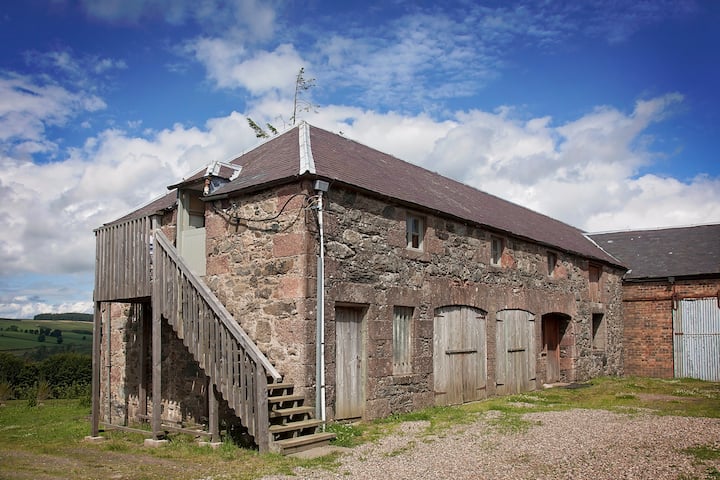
[406,215,424,250]
[491,236,504,266]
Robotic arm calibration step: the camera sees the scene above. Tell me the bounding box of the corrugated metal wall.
[673,297,720,381]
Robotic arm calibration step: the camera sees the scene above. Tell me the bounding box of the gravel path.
[264,409,720,480]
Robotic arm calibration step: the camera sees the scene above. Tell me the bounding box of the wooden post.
[151,260,162,439]
[255,366,270,453]
[90,301,102,437]
[138,303,150,420]
[208,382,219,443]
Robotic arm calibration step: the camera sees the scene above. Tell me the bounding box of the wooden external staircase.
[92,217,334,453]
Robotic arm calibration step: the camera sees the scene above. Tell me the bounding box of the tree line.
[33,313,93,322]
[0,352,91,403]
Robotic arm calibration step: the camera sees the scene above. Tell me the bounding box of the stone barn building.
[92,122,626,453]
[590,224,720,381]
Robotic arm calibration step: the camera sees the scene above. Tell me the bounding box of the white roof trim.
[298,121,316,175]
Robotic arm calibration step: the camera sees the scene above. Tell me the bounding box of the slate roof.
[106,122,624,267]
[589,224,720,280]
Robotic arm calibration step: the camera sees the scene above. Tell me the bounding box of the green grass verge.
[326,376,720,447]
[0,399,341,480]
[0,377,718,479]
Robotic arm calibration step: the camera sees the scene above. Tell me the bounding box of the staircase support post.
[255,366,270,453]
[208,382,220,443]
[151,259,163,440]
[90,301,102,437]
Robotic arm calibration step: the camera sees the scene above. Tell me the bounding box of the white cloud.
[0,298,93,319]
[0,73,106,156]
[0,109,260,280]
[79,0,276,39]
[1,81,717,317]
[188,40,303,94]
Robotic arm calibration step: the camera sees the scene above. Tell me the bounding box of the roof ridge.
[589,222,720,236]
[298,120,315,174]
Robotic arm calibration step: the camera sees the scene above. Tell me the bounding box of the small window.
[592,313,606,351]
[547,252,557,277]
[406,215,424,250]
[589,264,601,301]
[393,306,413,374]
[491,236,504,266]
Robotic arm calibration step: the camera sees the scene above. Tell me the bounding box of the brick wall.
[623,278,720,378]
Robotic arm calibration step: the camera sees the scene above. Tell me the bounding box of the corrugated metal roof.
[589,224,720,279]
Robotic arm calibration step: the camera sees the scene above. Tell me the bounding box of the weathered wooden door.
[496,309,536,395]
[674,298,720,381]
[335,307,364,419]
[433,306,487,406]
[542,315,560,383]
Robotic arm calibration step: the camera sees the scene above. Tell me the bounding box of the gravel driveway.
[264,409,720,480]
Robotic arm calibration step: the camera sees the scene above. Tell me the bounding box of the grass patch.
[0,377,717,479]
[326,422,364,448]
[684,445,720,461]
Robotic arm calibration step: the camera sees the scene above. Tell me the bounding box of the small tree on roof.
[247,67,316,138]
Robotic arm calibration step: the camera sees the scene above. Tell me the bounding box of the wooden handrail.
[153,230,281,381]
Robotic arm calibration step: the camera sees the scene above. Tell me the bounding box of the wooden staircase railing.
[153,230,282,451]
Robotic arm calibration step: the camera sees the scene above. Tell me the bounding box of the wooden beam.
[151,265,162,440]
[91,301,102,437]
[139,302,150,420]
[208,382,219,443]
[255,365,270,453]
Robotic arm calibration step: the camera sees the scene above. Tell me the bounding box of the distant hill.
[33,313,93,322]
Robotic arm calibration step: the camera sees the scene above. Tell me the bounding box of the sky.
[1,0,719,319]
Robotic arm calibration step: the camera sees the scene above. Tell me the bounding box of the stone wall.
[203,182,318,399]
[321,186,624,420]
[623,278,720,378]
[100,302,211,427]
[102,180,625,426]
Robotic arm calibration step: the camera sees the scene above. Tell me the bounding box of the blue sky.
[1,0,719,318]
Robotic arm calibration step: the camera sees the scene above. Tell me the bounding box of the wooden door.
[496,310,536,395]
[433,306,487,406]
[542,315,560,383]
[335,307,364,419]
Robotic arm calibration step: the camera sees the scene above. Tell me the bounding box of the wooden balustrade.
[153,231,281,451]
[94,217,153,302]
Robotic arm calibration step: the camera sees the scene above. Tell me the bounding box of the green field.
[0,319,93,357]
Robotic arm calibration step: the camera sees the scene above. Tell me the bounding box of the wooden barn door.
[542,315,561,383]
[496,310,536,395]
[335,306,365,419]
[433,306,487,406]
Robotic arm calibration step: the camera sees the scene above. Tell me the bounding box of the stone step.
[274,432,336,455]
[269,419,323,434]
